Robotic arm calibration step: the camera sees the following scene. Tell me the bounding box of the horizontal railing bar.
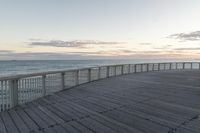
[0,62,199,80]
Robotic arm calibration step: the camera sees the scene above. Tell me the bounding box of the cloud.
[0,51,87,60]
[139,43,152,45]
[174,47,200,50]
[28,39,126,48]
[168,31,200,41]
[1,48,200,60]
[153,45,172,50]
[0,50,13,53]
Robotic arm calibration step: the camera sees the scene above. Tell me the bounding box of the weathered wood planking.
[0,70,200,133]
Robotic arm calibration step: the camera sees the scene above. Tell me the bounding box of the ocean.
[0,59,199,77]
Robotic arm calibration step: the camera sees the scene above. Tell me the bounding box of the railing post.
[164,63,166,70]
[191,63,193,69]
[98,67,101,79]
[10,79,19,107]
[135,64,137,73]
[128,64,131,73]
[114,66,117,76]
[158,63,160,71]
[141,64,143,72]
[176,63,178,69]
[42,75,46,96]
[75,70,79,85]
[61,72,65,90]
[107,66,110,78]
[121,65,124,75]
[147,64,149,72]
[169,63,172,70]
[152,63,154,71]
[199,63,200,70]
[88,68,91,82]
[183,63,185,69]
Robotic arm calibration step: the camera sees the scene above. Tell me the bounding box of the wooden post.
[199,63,200,70]
[158,63,160,71]
[169,63,172,70]
[128,64,131,73]
[42,75,46,96]
[75,70,79,85]
[88,69,91,82]
[61,72,65,90]
[176,63,178,69]
[121,65,124,75]
[135,64,137,73]
[10,79,19,107]
[107,66,110,78]
[183,63,185,69]
[191,63,193,69]
[114,66,117,76]
[152,63,154,71]
[98,67,101,79]
[147,64,149,72]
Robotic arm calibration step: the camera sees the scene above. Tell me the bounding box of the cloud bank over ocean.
[29,39,126,48]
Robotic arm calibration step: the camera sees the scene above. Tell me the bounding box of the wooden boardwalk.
[1,70,200,133]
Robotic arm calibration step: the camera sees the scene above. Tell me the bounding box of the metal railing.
[0,62,199,112]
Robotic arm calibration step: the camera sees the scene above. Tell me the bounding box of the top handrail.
[0,61,198,81]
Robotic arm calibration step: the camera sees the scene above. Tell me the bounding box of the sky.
[0,0,200,60]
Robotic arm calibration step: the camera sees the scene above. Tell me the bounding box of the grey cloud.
[121,50,134,53]
[174,47,200,50]
[0,50,13,53]
[0,51,88,60]
[29,39,126,48]
[153,45,172,50]
[168,31,200,41]
[139,43,152,45]
[0,49,194,60]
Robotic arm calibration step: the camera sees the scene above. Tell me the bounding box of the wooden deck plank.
[26,102,57,127]
[8,109,30,133]
[78,117,117,133]
[36,98,75,122]
[0,111,19,133]
[23,104,49,130]
[15,107,40,132]
[32,101,65,124]
[68,121,94,133]
[102,109,170,133]
[60,122,81,133]
[0,115,7,133]
[54,94,143,133]
[90,115,135,133]
[50,125,69,133]
[44,96,87,119]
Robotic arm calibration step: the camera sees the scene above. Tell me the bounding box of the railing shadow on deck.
[0,62,199,112]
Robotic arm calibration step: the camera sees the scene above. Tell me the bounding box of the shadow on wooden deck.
[1,70,200,133]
